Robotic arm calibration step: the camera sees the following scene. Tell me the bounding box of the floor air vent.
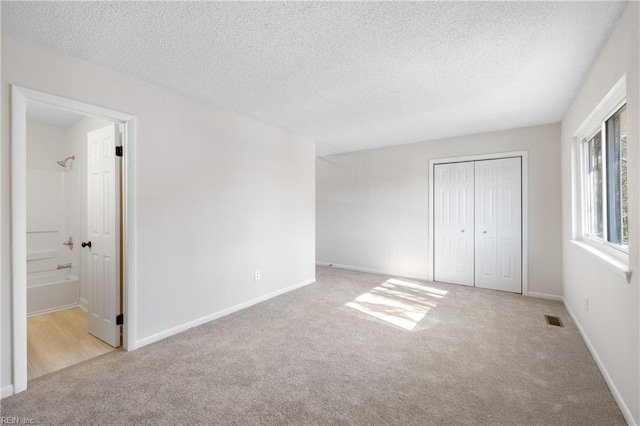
[544,315,564,327]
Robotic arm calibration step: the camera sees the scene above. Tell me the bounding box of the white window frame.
[572,75,629,270]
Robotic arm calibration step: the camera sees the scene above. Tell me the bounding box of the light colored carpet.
[2,266,624,425]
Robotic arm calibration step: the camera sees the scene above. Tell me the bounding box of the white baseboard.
[27,303,80,318]
[316,261,430,282]
[563,299,636,426]
[1,385,14,399]
[79,297,88,312]
[136,277,316,349]
[526,292,563,301]
[318,263,562,301]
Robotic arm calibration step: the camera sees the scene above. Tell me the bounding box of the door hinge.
[115,146,123,157]
[116,313,124,326]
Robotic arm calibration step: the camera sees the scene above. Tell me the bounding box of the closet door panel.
[475,161,498,288]
[434,162,474,286]
[475,158,522,293]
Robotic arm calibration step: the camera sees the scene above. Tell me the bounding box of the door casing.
[9,85,138,395]
[428,151,529,295]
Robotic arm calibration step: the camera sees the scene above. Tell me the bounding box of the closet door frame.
[428,151,529,296]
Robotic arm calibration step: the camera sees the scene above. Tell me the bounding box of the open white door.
[433,162,475,286]
[86,124,121,347]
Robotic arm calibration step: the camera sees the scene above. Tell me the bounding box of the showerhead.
[56,155,75,168]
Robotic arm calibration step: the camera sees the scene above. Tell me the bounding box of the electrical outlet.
[255,271,261,281]
[584,297,589,312]
[389,251,396,260]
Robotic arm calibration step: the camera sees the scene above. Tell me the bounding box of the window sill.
[569,240,631,282]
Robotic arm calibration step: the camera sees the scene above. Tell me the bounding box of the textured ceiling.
[2,1,627,155]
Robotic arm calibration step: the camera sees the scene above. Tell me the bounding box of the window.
[582,102,628,251]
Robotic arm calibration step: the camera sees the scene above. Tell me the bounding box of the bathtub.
[27,270,79,317]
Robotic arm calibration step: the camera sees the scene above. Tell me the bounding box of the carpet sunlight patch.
[346,278,447,330]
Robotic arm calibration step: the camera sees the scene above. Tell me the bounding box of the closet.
[433,157,522,293]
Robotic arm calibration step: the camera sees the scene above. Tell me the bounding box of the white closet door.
[434,162,475,286]
[474,158,522,293]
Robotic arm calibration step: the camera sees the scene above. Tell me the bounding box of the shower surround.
[26,122,79,315]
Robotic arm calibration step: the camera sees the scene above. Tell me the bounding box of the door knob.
[81,241,92,248]
[483,231,487,234]
[461,230,465,233]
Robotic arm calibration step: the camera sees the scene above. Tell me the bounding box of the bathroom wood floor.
[27,307,118,380]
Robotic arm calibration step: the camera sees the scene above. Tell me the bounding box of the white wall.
[317,123,562,297]
[560,2,639,423]
[1,35,316,393]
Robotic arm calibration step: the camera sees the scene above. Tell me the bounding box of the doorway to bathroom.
[25,103,122,380]
[11,86,138,395]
